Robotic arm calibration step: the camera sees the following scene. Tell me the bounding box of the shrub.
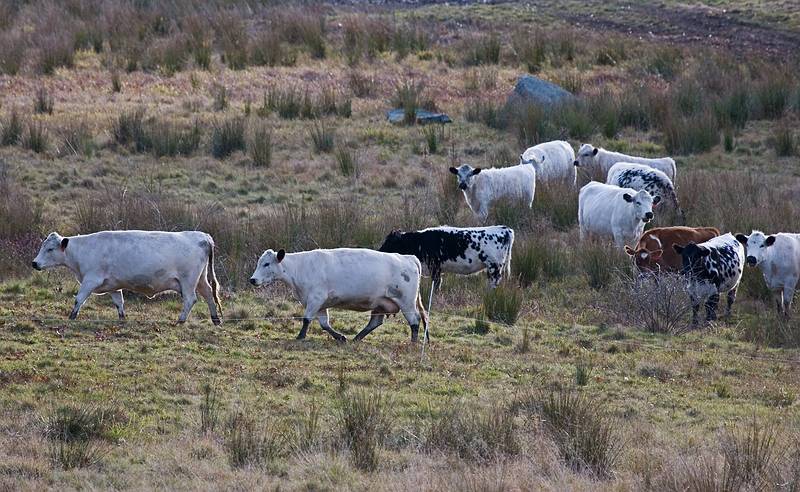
[111,71,122,93]
[349,71,376,98]
[224,410,285,468]
[662,109,720,155]
[22,120,49,153]
[426,399,518,462]
[334,144,359,177]
[755,76,792,119]
[199,383,222,434]
[644,46,682,79]
[483,283,523,325]
[37,32,75,75]
[250,30,295,67]
[112,107,147,150]
[211,116,246,159]
[614,273,693,334]
[43,404,122,469]
[719,417,781,488]
[279,9,326,59]
[337,390,393,471]
[309,121,335,153]
[58,120,95,157]
[34,86,54,115]
[146,119,201,157]
[247,119,272,167]
[539,390,621,477]
[773,125,797,157]
[1,110,23,146]
[462,33,501,66]
[582,242,626,289]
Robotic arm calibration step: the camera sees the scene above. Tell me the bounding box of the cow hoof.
[212,318,222,326]
[295,335,307,340]
[336,336,347,343]
[68,313,77,320]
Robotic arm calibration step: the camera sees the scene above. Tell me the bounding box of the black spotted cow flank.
[673,233,745,326]
[378,225,515,288]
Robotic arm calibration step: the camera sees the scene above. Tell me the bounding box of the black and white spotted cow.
[606,162,685,224]
[378,226,515,288]
[673,233,745,326]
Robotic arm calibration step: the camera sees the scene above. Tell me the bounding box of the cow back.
[638,226,720,272]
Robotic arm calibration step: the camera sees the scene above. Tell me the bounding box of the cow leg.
[353,312,385,342]
[724,287,737,318]
[773,289,785,316]
[69,279,102,320]
[297,300,323,340]
[296,318,311,340]
[401,306,422,343]
[110,290,125,319]
[317,310,346,342]
[689,294,701,327]
[432,269,442,291]
[705,294,720,324]
[783,283,795,318]
[486,263,502,288]
[177,279,199,324]
[196,276,221,325]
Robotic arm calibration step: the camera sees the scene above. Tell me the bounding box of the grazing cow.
[449,163,536,219]
[578,182,660,247]
[249,248,428,342]
[736,231,800,316]
[574,144,676,181]
[378,226,515,288]
[607,162,685,224]
[31,231,222,324]
[519,140,576,186]
[673,233,744,326]
[625,226,720,274]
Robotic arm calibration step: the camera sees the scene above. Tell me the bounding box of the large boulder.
[506,74,573,108]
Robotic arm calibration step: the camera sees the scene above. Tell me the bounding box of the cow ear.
[652,195,661,205]
[449,167,458,175]
[765,236,776,246]
[650,249,663,260]
[735,233,748,245]
[673,244,684,254]
[592,147,599,156]
[276,249,285,262]
[624,245,635,256]
[699,248,710,257]
[471,168,482,175]
[623,193,633,203]
[60,237,69,251]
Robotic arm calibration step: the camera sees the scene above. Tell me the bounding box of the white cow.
[606,162,685,224]
[249,248,428,342]
[449,163,536,219]
[31,230,222,324]
[575,144,676,181]
[578,182,660,247]
[519,140,576,185]
[736,231,800,316]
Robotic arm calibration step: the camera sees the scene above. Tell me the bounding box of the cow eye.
[263,262,270,267]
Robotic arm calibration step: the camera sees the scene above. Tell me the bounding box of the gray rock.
[386,108,452,125]
[506,75,573,108]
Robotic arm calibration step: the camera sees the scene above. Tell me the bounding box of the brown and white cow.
[624,226,720,273]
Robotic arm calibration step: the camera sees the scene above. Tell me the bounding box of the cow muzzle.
[643,212,654,222]
[249,278,259,286]
[31,261,41,271]
[458,183,468,191]
[573,160,580,166]
[746,256,757,266]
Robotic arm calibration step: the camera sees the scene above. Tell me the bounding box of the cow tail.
[415,260,428,333]
[207,237,223,315]
[504,229,515,280]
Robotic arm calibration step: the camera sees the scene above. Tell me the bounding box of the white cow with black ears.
[575,144,676,181]
[249,248,428,342]
[578,182,660,248]
[736,230,800,317]
[449,163,536,220]
[31,230,222,324]
[519,140,576,186]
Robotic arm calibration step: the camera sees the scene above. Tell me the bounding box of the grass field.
[1,0,800,490]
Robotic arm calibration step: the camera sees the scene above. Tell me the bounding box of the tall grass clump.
[539,390,621,478]
[212,84,228,112]
[509,103,558,147]
[111,71,122,93]
[533,179,579,230]
[309,121,335,153]
[334,144,359,177]
[247,119,272,167]
[42,404,122,469]
[715,85,751,129]
[462,33,501,66]
[773,125,797,157]
[0,167,43,278]
[435,171,462,225]
[719,417,781,488]
[224,410,285,468]
[37,32,75,75]
[34,86,54,115]
[582,241,626,289]
[662,110,720,155]
[112,108,147,151]
[211,116,246,159]
[1,110,23,146]
[465,98,502,128]
[755,76,792,120]
[421,124,445,154]
[261,87,301,119]
[22,120,49,153]
[515,237,570,286]
[349,71,376,98]
[391,79,433,125]
[483,283,523,325]
[337,390,393,471]
[512,29,547,73]
[0,31,24,75]
[199,383,222,434]
[250,30,295,67]
[644,46,682,79]
[426,400,518,462]
[280,9,327,59]
[146,119,201,157]
[58,120,95,157]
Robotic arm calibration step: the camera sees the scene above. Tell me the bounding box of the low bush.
[614,273,693,334]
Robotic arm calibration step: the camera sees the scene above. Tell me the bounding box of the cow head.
[673,242,709,277]
[735,231,775,267]
[574,143,599,167]
[249,249,286,286]
[622,189,660,223]
[520,150,546,167]
[624,245,663,273]
[378,230,404,253]
[32,232,69,271]
[449,164,481,191]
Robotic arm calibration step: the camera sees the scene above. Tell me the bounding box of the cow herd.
[27,140,799,341]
